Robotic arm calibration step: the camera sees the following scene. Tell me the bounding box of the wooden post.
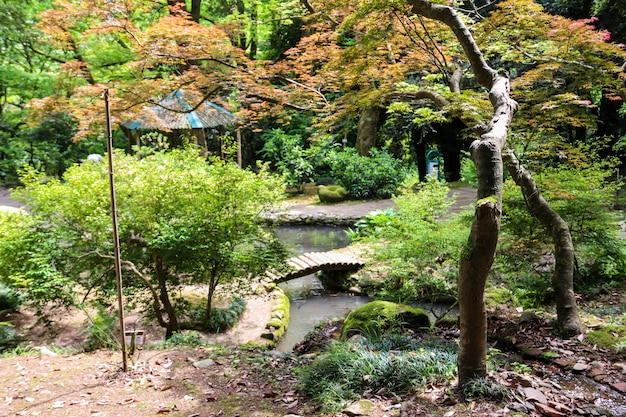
[104,89,128,372]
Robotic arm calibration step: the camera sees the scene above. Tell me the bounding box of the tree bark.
[153,251,179,338]
[355,107,380,156]
[408,0,517,388]
[503,150,584,335]
[191,0,202,22]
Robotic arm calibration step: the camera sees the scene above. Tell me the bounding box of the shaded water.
[545,367,626,416]
[274,225,371,352]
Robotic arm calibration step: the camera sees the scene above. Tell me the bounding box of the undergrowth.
[296,334,457,412]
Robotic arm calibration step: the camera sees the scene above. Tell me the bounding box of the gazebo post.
[236,125,242,168]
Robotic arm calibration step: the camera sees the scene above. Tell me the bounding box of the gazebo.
[120,89,241,164]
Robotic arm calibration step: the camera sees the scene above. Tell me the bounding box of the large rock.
[318,185,347,203]
[341,300,430,339]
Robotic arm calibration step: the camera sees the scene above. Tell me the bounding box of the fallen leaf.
[25,397,35,402]
[119,397,135,405]
[52,400,65,408]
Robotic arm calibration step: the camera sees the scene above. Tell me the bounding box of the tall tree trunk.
[236,0,247,50]
[503,150,584,335]
[248,0,258,59]
[191,0,202,22]
[153,252,179,338]
[355,107,380,156]
[407,0,517,389]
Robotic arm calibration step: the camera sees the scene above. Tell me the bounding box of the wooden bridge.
[266,250,366,282]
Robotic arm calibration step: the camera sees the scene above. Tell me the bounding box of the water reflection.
[274,224,352,253]
[274,225,368,352]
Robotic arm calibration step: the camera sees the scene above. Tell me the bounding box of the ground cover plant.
[296,333,458,412]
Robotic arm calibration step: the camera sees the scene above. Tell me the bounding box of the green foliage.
[458,377,512,401]
[346,208,399,240]
[460,154,478,187]
[158,331,206,348]
[499,163,626,296]
[83,305,119,352]
[296,335,457,412]
[0,323,22,353]
[0,283,22,314]
[260,128,314,189]
[205,297,247,333]
[324,148,407,199]
[362,179,469,303]
[341,300,430,339]
[8,148,287,334]
[0,211,76,314]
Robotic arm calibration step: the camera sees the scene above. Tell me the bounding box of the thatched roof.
[121,89,237,131]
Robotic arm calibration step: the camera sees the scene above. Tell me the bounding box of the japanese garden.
[1,0,626,416]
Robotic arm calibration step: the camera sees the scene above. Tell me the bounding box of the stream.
[274,225,371,352]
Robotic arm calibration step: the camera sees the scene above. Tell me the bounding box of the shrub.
[498,165,626,295]
[83,306,119,352]
[362,179,469,303]
[325,148,407,199]
[0,283,22,314]
[207,296,247,333]
[0,323,22,353]
[345,208,399,240]
[259,129,314,188]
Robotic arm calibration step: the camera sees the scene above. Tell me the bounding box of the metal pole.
[104,88,128,372]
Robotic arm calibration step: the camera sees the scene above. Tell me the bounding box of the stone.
[613,362,626,374]
[192,359,215,369]
[37,346,58,356]
[535,402,567,417]
[572,362,589,372]
[342,300,430,339]
[344,399,377,416]
[318,185,347,203]
[523,387,548,405]
[554,358,575,368]
[610,381,626,394]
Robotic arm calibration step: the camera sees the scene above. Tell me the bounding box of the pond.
[273,225,371,352]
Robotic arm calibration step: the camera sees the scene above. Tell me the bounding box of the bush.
[361,179,469,303]
[0,283,22,314]
[83,306,119,352]
[259,129,314,188]
[0,323,22,353]
[296,335,457,412]
[325,148,407,199]
[207,296,247,333]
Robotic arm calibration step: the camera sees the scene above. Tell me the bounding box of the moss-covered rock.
[263,287,290,345]
[318,185,347,203]
[485,287,516,308]
[341,300,430,339]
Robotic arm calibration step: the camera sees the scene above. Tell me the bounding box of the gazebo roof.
[121,89,237,131]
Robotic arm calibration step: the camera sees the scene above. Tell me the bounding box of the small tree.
[12,148,288,337]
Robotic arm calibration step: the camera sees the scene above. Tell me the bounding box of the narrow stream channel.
[273,225,371,352]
